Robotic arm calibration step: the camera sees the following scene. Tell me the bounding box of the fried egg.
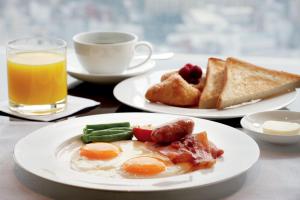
[71,140,192,178]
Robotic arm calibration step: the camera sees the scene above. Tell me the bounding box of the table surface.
[0,49,300,200]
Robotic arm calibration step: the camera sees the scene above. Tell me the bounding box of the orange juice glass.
[7,37,67,115]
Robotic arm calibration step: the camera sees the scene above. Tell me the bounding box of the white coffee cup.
[73,32,153,74]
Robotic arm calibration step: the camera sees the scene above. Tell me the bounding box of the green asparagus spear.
[81,131,133,143]
[85,122,130,130]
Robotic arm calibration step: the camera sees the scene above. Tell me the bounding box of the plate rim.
[14,112,260,192]
[113,70,297,119]
[67,60,156,84]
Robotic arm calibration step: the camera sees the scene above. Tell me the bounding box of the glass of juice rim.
[6,37,68,115]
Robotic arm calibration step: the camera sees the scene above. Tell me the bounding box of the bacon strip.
[147,131,224,170]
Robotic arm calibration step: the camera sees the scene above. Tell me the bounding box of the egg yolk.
[122,156,166,176]
[80,142,120,160]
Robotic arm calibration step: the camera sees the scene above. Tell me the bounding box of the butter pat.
[262,120,300,135]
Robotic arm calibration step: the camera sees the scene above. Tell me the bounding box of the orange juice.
[7,52,67,105]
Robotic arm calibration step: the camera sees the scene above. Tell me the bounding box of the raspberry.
[178,64,191,81]
[178,63,202,84]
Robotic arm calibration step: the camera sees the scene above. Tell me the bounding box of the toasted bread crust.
[226,57,300,80]
[216,57,300,109]
[199,58,226,108]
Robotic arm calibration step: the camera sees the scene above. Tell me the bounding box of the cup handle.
[129,41,153,69]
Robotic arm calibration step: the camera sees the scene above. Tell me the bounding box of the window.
[2,0,300,57]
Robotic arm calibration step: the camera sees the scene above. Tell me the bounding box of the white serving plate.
[67,52,156,84]
[241,110,300,144]
[14,113,259,192]
[113,70,297,119]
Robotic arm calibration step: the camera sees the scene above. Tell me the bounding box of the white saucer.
[241,110,300,144]
[67,52,156,84]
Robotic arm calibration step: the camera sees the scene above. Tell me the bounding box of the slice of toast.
[145,74,200,107]
[199,58,226,108]
[217,57,300,109]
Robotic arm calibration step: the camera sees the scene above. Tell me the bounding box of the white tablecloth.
[1,51,300,199]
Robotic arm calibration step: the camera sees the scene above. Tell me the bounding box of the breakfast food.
[262,120,300,135]
[81,122,133,143]
[72,140,191,178]
[199,58,226,108]
[148,131,223,169]
[132,126,153,142]
[146,63,204,107]
[145,57,300,110]
[145,73,200,106]
[217,57,300,109]
[150,118,194,144]
[161,69,206,91]
[72,119,224,179]
[161,70,177,82]
[178,63,203,84]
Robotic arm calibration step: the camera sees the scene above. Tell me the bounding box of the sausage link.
[151,119,194,144]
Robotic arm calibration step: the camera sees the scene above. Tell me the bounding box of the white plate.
[241,110,300,144]
[14,113,259,192]
[67,53,156,84]
[113,70,297,119]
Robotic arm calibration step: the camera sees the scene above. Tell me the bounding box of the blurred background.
[1,0,300,57]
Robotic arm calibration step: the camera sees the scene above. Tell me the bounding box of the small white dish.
[241,110,300,144]
[67,52,156,84]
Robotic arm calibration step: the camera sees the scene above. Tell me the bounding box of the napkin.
[0,95,100,122]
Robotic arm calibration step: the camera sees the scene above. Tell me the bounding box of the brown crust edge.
[216,60,229,109]
[199,57,225,108]
[227,57,300,80]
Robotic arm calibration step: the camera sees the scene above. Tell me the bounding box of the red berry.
[179,65,191,81]
[178,64,202,84]
[184,63,194,68]
[190,65,202,79]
